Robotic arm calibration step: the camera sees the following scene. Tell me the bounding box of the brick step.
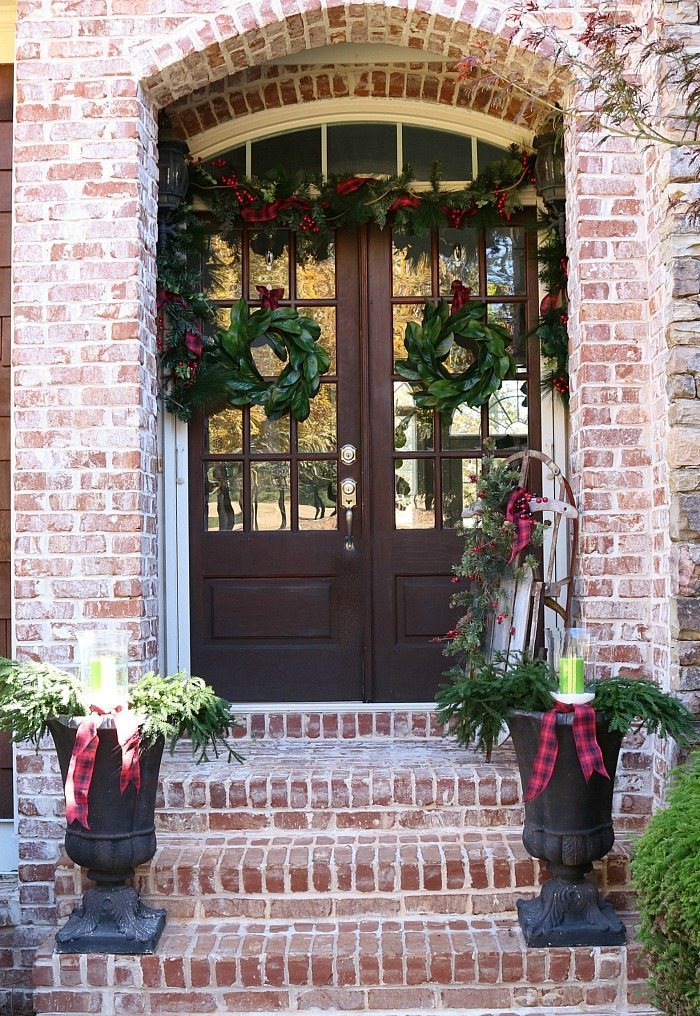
[32,914,647,1014]
[155,737,642,834]
[229,707,446,741]
[55,829,634,921]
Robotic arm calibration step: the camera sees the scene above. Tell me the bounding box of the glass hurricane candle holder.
[559,627,594,696]
[76,629,130,712]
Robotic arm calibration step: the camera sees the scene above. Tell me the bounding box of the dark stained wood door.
[189,217,539,702]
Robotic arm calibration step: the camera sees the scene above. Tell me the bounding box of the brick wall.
[8,0,699,1002]
[0,63,11,824]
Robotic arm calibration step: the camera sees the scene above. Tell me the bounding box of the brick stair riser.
[32,920,646,1014]
[230,710,446,741]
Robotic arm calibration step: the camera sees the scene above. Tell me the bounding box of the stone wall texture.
[6,0,700,1007]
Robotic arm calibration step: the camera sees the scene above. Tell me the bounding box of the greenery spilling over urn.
[633,754,700,1016]
[0,658,243,764]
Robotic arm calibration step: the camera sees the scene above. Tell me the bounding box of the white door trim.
[160,412,191,677]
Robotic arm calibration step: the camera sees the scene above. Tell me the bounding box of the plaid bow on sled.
[525,701,610,802]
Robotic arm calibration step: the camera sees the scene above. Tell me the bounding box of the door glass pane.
[303,306,336,374]
[394,382,433,451]
[489,302,528,367]
[486,227,526,296]
[207,407,243,454]
[442,459,479,529]
[251,338,286,378]
[250,406,290,454]
[402,127,472,180]
[327,124,396,176]
[441,405,481,450]
[297,241,336,300]
[204,234,242,301]
[476,140,509,173]
[298,461,338,531]
[393,304,423,362]
[439,229,479,296]
[392,232,432,297]
[297,384,337,453]
[251,461,291,531]
[489,380,529,449]
[249,231,290,299]
[395,459,435,529]
[206,462,243,532]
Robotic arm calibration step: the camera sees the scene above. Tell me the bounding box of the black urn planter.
[508,708,626,948]
[48,717,166,954]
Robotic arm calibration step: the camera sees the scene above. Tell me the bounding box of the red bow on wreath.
[256,286,284,310]
[525,702,609,801]
[450,280,472,314]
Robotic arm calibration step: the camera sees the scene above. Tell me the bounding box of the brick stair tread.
[33,913,644,1013]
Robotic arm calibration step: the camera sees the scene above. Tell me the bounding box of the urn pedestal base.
[55,886,166,955]
[517,867,626,947]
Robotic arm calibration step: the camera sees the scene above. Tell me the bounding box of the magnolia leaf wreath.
[176,291,330,422]
[395,284,517,415]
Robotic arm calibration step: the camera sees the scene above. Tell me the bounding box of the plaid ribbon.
[240,195,311,224]
[450,280,472,314]
[256,285,284,310]
[64,708,141,829]
[505,486,534,564]
[335,176,374,196]
[525,702,610,802]
[389,194,421,212]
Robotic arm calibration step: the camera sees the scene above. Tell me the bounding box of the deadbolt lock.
[340,444,357,465]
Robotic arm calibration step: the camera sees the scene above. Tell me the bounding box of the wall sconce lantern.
[157,120,189,247]
[533,131,566,207]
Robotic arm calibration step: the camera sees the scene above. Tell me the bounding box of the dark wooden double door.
[189,221,539,702]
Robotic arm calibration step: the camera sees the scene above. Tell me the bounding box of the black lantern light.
[533,130,565,206]
[157,118,189,247]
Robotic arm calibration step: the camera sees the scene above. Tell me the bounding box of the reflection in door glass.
[489,303,528,367]
[440,404,481,451]
[393,304,424,361]
[489,380,529,449]
[486,228,526,296]
[206,462,243,532]
[303,306,337,374]
[207,407,243,455]
[251,461,291,531]
[395,459,435,529]
[296,241,336,300]
[203,234,242,301]
[297,384,337,453]
[298,461,338,531]
[438,229,479,296]
[248,232,290,299]
[442,459,479,529]
[392,232,432,297]
[250,405,290,454]
[394,382,433,451]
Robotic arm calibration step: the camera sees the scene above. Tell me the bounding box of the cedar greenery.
[395,299,516,415]
[632,754,700,1016]
[0,657,243,764]
[437,656,696,761]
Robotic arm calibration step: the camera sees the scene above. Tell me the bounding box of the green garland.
[395,299,516,415]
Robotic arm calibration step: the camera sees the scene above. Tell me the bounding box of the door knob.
[340,478,357,551]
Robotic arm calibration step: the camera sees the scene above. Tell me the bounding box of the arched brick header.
[131,2,565,112]
[167,60,548,143]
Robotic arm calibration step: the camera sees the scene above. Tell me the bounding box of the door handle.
[340,478,357,551]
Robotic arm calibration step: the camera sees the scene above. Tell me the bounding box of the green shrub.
[632,753,700,1015]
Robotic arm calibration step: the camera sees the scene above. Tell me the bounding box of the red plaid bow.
[241,195,311,224]
[256,285,284,310]
[335,177,374,196]
[450,280,472,314]
[505,486,535,564]
[525,702,609,801]
[64,709,141,829]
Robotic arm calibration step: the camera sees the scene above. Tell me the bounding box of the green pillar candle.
[88,655,118,694]
[559,657,585,695]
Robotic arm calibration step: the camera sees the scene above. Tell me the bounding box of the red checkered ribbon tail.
[525,707,560,801]
[571,703,609,783]
[505,486,532,564]
[64,717,99,829]
[114,708,141,796]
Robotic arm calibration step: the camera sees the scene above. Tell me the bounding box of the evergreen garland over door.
[188,217,540,702]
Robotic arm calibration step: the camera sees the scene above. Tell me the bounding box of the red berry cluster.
[300,213,320,235]
[520,154,537,186]
[552,374,569,395]
[494,189,512,221]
